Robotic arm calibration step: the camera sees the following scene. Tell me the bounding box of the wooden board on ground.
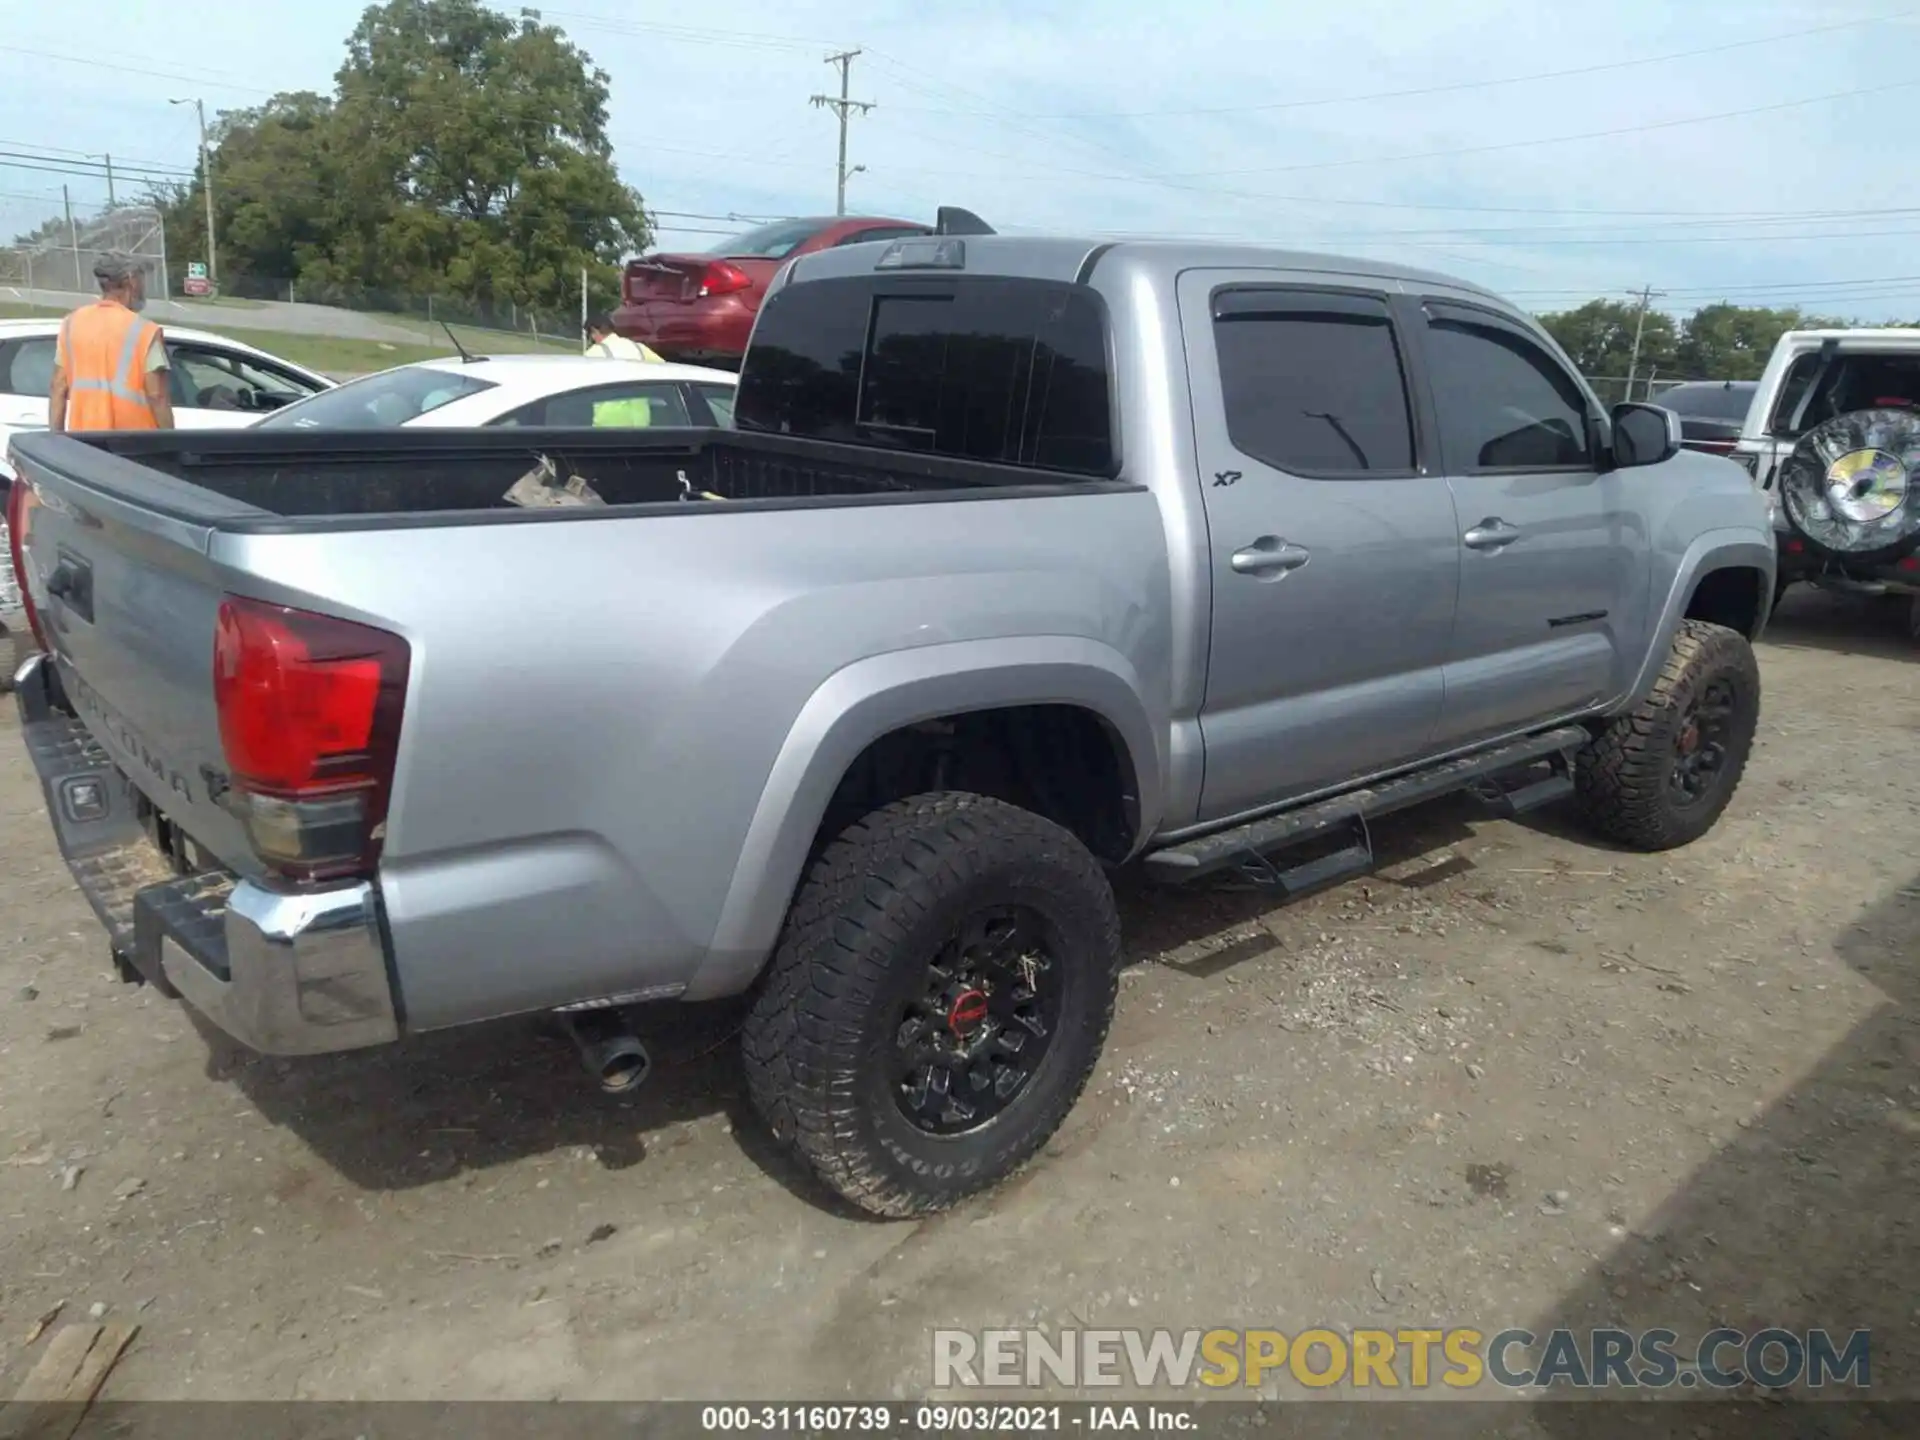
[0,1324,138,1440]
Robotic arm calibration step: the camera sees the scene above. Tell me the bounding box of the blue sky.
[4,0,1918,319]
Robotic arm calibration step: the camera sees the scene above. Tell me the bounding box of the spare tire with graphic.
[1775,408,1920,566]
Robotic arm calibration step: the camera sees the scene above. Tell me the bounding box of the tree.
[1675,304,1836,381]
[1537,299,1679,388]
[153,0,649,322]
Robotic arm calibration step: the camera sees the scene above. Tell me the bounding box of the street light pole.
[171,97,216,292]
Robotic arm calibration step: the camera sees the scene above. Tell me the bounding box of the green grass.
[0,300,575,375]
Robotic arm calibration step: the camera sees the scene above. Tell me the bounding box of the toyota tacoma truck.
[6,223,1775,1217]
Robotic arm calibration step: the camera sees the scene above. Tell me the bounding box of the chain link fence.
[0,203,169,299]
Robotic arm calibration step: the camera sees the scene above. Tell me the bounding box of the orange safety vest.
[57,300,163,430]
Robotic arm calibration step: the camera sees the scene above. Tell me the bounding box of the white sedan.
[254,354,738,432]
[3,321,333,645]
[0,318,335,448]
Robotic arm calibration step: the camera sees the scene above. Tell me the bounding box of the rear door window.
[735,275,1115,477]
[1210,291,1417,475]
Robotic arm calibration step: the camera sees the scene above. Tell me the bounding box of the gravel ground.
[0,590,1914,1409]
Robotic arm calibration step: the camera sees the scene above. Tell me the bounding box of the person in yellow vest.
[583,312,663,363]
[48,254,174,433]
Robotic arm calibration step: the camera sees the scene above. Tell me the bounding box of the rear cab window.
[734,274,1116,478]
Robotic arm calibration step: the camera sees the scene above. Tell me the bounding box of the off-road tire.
[1574,620,1761,852]
[742,792,1122,1218]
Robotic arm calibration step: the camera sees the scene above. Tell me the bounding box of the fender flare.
[1622,529,1776,709]
[681,636,1164,1001]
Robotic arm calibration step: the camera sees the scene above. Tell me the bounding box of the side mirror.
[1610,402,1682,469]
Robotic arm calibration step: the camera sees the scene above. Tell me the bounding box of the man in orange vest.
[47,254,174,433]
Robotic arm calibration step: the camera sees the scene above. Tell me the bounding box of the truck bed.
[14,426,1109,529]
[5,422,1166,1034]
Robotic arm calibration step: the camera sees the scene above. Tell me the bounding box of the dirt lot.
[0,592,1914,1407]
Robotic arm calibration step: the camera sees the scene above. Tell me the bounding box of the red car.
[613,215,929,370]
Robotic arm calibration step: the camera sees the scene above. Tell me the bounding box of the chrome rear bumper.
[13,651,400,1055]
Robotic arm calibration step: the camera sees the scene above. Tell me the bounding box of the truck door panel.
[1415,299,1651,745]
[1180,274,1460,823]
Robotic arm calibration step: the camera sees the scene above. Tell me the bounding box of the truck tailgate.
[10,439,266,875]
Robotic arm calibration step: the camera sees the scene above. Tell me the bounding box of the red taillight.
[5,476,48,653]
[213,595,409,883]
[698,261,751,299]
[1900,555,1919,572]
[1784,539,1805,554]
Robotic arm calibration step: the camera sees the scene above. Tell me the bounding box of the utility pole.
[811,49,873,216]
[63,184,81,291]
[171,97,217,291]
[1623,284,1667,403]
[92,153,116,208]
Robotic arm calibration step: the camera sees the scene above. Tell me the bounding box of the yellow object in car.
[591,396,653,427]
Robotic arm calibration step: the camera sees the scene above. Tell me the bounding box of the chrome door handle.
[1230,536,1311,576]
[1463,518,1521,551]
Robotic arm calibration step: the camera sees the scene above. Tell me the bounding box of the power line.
[0,43,275,97]
[886,10,1911,121]
[1150,78,1920,181]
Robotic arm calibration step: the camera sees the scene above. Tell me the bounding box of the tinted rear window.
[735,275,1115,477]
[705,219,824,260]
[1656,382,1754,421]
[256,368,495,429]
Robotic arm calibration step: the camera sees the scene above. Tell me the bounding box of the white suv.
[1732,328,1920,637]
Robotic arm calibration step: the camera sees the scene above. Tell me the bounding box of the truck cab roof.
[782,232,1511,309]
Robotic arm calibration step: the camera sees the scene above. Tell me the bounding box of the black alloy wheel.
[889,904,1067,1137]
[1669,673,1740,809]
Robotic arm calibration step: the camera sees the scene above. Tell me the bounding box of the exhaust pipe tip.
[592,1036,651,1094]
[560,1010,652,1095]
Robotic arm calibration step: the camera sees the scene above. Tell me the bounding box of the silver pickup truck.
[6,226,1774,1217]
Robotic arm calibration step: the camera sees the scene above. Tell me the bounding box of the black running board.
[1143,726,1589,887]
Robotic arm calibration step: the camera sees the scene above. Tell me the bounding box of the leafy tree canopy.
[144,0,649,322]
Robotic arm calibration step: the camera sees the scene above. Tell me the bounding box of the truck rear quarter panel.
[214,492,1174,1030]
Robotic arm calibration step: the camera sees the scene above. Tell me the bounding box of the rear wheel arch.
[683,642,1162,1001]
